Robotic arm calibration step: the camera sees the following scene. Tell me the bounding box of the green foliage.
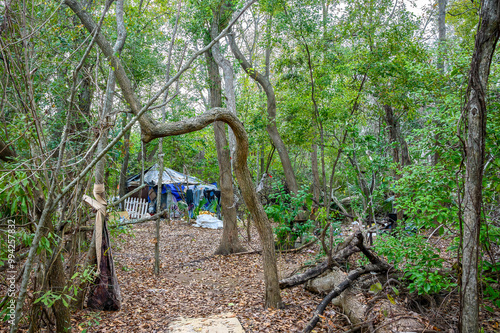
[394,165,458,229]
[482,255,500,310]
[37,233,59,256]
[77,312,102,333]
[193,198,208,219]
[480,222,500,309]
[0,171,34,224]
[265,182,313,248]
[33,289,74,309]
[31,266,95,316]
[375,231,456,295]
[108,214,135,242]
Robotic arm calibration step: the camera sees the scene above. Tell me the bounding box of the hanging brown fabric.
[83,184,121,311]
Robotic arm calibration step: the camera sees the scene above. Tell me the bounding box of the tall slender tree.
[461,0,499,331]
[210,3,245,254]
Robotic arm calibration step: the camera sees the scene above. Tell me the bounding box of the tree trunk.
[155,140,163,275]
[36,191,71,332]
[47,239,71,332]
[437,0,447,72]
[384,104,410,220]
[384,104,401,177]
[145,108,284,308]
[118,113,131,209]
[88,0,126,307]
[433,0,447,166]
[311,144,321,209]
[210,14,245,255]
[461,1,499,332]
[228,30,299,195]
[260,145,265,176]
[206,48,243,254]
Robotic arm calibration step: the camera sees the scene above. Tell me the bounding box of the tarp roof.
[127,164,202,186]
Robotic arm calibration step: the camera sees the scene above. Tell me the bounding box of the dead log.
[305,267,367,324]
[280,232,362,289]
[302,231,392,332]
[302,263,388,333]
[279,244,360,289]
[302,231,433,333]
[280,238,318,253]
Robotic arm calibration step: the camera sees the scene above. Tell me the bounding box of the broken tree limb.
[305,267,368,324]
[302,263,388,333]
[228,239,318,257]
[279,244,360,289]
[354,231,389,268]
[332,195,354,221]
[280,238,318,253]
[71,209,169,232]
[116,209,168,226]
[108,183,147,208]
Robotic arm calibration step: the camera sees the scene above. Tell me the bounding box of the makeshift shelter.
[126,165,201,199]
[126,164,219,218]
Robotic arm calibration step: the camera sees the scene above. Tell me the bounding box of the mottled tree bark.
[210,12,245,255]
[461,1,499,332]
[205,48,242,255]
[433,0,447,166]
[437,0,447,72]
[47,230,71,332]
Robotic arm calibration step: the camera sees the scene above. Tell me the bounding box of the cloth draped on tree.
[83,184,121,311]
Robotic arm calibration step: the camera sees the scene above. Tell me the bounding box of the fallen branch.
[302,231,391,333]
[108,209,169,226]
[279,244,360,289]
[71,209,170,232]
[108,183,147,208]
[229,239,318,257]
[280,238,318,253]
[230,250,261,256]
[354,231,388,267]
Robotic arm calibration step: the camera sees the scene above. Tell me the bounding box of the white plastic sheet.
[194,214,223,229]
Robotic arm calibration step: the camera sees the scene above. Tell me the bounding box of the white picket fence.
[124,197,149,219]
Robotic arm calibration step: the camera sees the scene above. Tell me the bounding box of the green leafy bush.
[375,231,456,295]
[394,165,458,230]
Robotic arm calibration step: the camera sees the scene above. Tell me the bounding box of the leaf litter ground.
[2,218,499,332]
[70,219,500,332]
[72,219,346,332]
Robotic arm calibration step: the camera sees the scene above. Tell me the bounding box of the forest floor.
[73,218,338,332]
[4,217,499,332]
[69,218,500,333]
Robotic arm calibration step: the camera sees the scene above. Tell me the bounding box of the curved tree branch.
[63,0,282,308]
[131,107,283,308]
[228,28,299,194]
